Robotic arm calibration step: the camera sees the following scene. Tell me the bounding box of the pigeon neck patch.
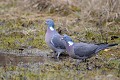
[68,41,74,46]
[49,26,54,31]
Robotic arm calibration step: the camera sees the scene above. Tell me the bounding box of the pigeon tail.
[107,43,118,47]
[95,43,118,53]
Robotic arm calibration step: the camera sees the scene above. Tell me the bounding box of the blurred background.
[0,0,120,80]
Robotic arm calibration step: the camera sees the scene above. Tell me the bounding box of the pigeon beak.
[60,38,64,40]
[45,22,47,25]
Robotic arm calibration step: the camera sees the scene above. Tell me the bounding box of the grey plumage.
[51,35,65,49]
[95,43,118,53]
[62,34,118,60]
[45,19,66,58]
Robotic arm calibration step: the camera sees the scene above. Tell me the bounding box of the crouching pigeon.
[45,19,66,59]
[61,34,118,60]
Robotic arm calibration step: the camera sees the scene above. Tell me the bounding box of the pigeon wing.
[74,42,98,58]
[50,35,65,49]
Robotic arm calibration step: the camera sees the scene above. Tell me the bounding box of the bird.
[61,34,118,61]
[45,19,66,59]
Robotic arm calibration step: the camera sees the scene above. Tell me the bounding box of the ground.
[0,0,120,80]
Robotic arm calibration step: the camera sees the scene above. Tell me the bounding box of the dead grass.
[0,0,120,80]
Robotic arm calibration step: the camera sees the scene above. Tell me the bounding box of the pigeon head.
[61,34,74,46]
[46,19,54,28]
[61,34,73,42]
[62,34,72,41]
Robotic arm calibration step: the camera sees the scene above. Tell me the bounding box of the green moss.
[104,59,120,69]
[0,0,120,80]
[85,31,94,39]
[108,32,120,36]
[114,18,120,23]
[0,18,47,49]
[70,5,81,12]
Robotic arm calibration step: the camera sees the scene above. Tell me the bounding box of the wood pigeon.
[61,34,118,60]
[45,19,66,59]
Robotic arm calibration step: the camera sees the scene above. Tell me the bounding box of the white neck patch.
[49,27,54,31]
[68,41,74,46]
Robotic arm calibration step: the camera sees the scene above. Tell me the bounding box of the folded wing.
[51,35,66,49]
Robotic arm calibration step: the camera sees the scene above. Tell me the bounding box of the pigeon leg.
[57,52,61,59]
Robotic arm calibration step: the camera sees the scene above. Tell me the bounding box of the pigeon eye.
[46,21,49,23]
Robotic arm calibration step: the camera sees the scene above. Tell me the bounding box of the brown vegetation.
[0,0,120,80]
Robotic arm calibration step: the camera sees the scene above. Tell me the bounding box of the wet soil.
[0,53,44,66]
[0,48,48,66]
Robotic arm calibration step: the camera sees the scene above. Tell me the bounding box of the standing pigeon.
[45,19,66,59]
[61,34,118,60]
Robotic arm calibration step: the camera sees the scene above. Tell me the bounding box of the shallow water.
[0,48,68,66]
[0,53,44,66]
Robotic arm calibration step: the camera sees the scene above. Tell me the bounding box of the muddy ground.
[0,0,120,80]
